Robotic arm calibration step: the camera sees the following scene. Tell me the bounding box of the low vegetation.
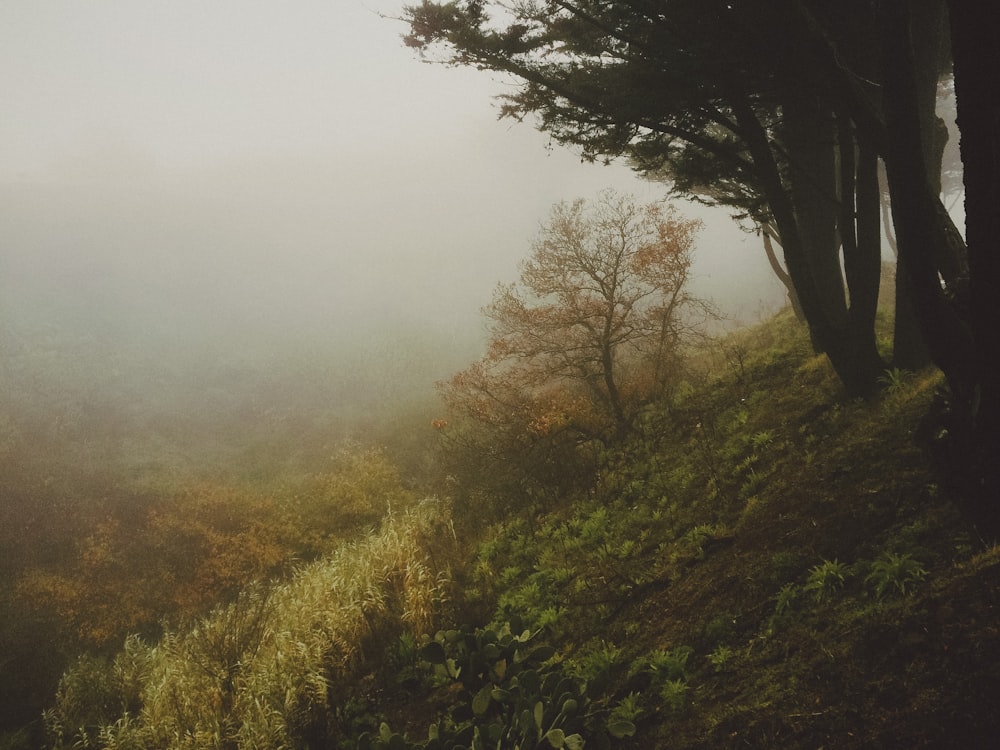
[11,306,998,749]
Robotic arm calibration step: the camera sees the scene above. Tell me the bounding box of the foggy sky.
[1,1,785,401]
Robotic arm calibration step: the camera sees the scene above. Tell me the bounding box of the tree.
[443,190,704,442]
[407,0,1000,520]
[403,0,894,397]
[944,0,1000,508]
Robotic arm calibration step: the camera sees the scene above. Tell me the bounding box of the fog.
[1,1,786,470]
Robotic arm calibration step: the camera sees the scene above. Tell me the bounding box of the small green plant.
[679,524,723,560]
[707,645,734,673]
[774,582,799,615]
[608,692,644,735]
[805,559,848,599]
[739,468,766,500]
[659,678,689,714]
[804,559,849,602]
[866,552,927,597]
[569,640,627,695]
[878,367,912,395]
[763,583,801,636]
[644,645,693,683]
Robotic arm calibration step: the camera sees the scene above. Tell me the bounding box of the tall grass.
[45,499,457,749]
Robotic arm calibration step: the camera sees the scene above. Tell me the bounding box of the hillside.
[35,309,1000,749]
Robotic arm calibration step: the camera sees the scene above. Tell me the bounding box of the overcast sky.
[1,1,784,373]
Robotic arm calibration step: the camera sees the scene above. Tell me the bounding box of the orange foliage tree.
[14,447,420,650]
[437,191,706,520]
[445,190,705,438]
[16,483,290,649]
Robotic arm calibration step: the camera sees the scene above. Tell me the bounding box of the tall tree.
[406,0,1000,521]
[945,0,1000,508]
[403,0,890,397]
[745,0,998,517]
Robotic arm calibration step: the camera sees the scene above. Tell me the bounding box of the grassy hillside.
[32,309,1000,749]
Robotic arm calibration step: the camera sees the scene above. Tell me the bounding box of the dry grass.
[45,499,458,749]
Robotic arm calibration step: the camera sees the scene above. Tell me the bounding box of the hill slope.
[39,310,1000,749]
[388,309,1000,749]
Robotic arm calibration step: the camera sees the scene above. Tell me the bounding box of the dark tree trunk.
[835,115,886,397]
[948,0,1000,501]
[880,0,977,399]
[733,97,824,341]
[842,129,886,390]
[892,253,933,370]
[781,95,849,332]
[734,94,882,397]
[880,159,934,370]
[883,1,952,371]
[878,0,1000,535]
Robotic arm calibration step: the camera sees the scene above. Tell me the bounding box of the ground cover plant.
[397,309,1000,748]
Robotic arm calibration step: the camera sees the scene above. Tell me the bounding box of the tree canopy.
[405,0,1000,518]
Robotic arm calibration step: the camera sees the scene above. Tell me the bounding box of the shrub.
[659,679,689,714]
[877,367,912,396]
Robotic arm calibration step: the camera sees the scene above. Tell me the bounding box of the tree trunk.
[892,253,933,370]
[880,161,933,370]
[840,126,886,395]
[880,0,977,401]
[948,0,1000,505]
[733,94,882,397]
[781,95,849,332]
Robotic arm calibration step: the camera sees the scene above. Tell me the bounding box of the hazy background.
[1,0,786,464]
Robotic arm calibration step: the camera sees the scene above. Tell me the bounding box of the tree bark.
[892,252,932,370]
[948,0,1000,495]
[734,93,882,397]
[781,95,849,331]
[840,124,886,394]
[880,0,977,401]
[732,96,828,348]
[881,162,934,370]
